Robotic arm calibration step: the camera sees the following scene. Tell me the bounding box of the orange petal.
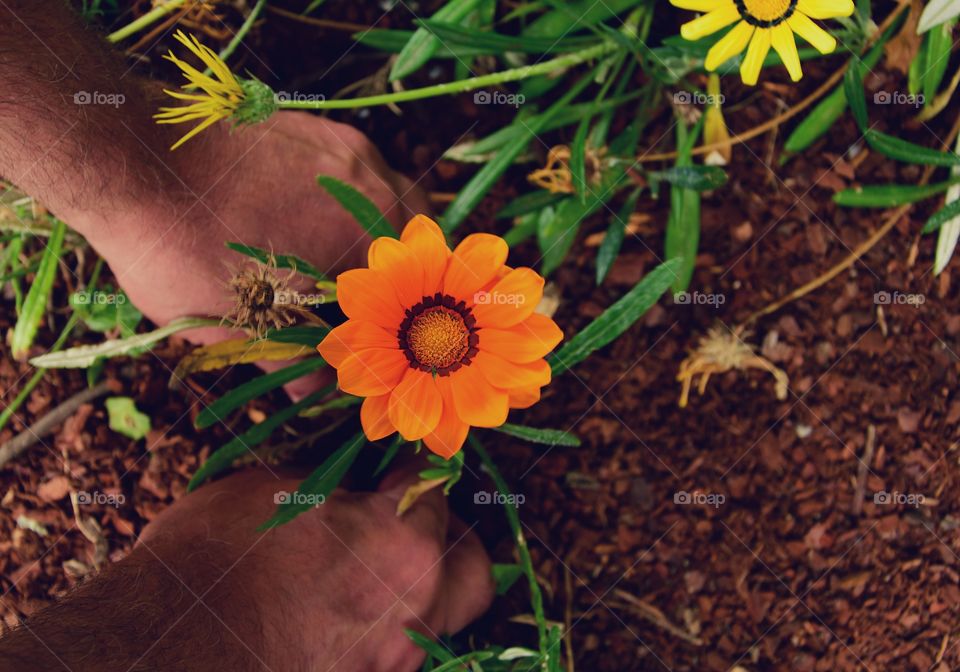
[474,350,551,390]
[388,368,443,440]
[337,348,409,396]
[443,233,508,301]
[361,393,395,441]
[336,268,405,329]
[423,378,469,458]
[400,215,450,296]
[508,386,541,409]
[479,313,563,363]
[472,267,543,327]
[450,363,508,427]
[317,320,397,368]
[367,237,424,309]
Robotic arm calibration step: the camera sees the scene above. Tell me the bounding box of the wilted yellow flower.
[155,31,276,149]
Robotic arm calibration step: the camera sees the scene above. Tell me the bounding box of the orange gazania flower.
[318,215,562,458]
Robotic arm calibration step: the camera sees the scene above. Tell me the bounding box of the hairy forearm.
[0,543,261,672]
[0,1,221,237]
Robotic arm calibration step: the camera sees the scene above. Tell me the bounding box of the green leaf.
[389,0,482,81]
[10,220,65,359]
[924,197,960,233]
[441,64,601,234]
[29,317,217,369]
[522,0,640,37]
[494,423,580,446]
[315,175,397,239]
[923,19,955,106]
[496,191,565,219]
[225,243,327,280]
[664,119,702,292]
[548,258,681,374]
[264,325,330,346]
[105,396,151,440]
[492,563,524,595]
[373,435,405,476]
[195,357,326,429]
[259,431,365,528]
[70,286,142,337]
[596,188,640,285]
[415,19,598,54]
[864,129,960,166]
[843,63,869,132]
[833,178,960,207]
[404,629,455,663]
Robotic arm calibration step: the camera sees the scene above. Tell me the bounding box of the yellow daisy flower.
[671,0,854,85]
[155,31,276,149]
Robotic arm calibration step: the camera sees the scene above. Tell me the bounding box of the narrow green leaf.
[189,388,331,491]
[865,129,960,166]
[843,63,869,132]
[522,0,640,37]
[415,19,598,54]
[494,423,580,446]
[29,317,217,369]
[833,178,960,207]
[258,431,365,528]
[924,197,960,233]
[265,325,330,346]
[316,175,397,239]
[225,242,326,280]
[596,189,638,285]
[374,435,405,476]
[548,258,681,374]
[390,0,481,81]
[441,64,600,233]
[923,19,955,106]
[10,220,64,359]
[496,191,565,219]
[195,357,326,429]
[664,120,701,293]
[404,629,455,663]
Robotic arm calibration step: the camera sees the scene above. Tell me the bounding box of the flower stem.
[107,0,192,43]
[469,434,551,670]
[279,42,616,110]
[218,0,268,63]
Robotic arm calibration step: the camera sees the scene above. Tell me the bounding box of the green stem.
[0,259,104,433]
[217,0,267,64]
[278,42,616,110]
[106,0,192,43]
[469,435,550,670]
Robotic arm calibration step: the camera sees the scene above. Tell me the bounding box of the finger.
[439,516,494,633]
[378,456,449,544]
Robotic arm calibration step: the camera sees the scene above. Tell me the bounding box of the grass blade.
[10,220,65,360]
[548,258,681,374]
[316,175,397,239]
[494,423,580,446]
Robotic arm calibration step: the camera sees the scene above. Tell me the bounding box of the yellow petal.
[740,28,772,86]
[704,21,755,71]
[797,0,854,19]
[787,12,837,53]
[770,22,802,82]
[680,4,741,40]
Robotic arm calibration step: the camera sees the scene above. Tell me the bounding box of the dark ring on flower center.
[397,293,479,376]
[734,0,798,27]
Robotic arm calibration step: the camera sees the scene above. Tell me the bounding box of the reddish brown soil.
[3,2,960,671]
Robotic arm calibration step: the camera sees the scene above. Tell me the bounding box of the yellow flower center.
[399,294,479,374]
[736,0,797,25]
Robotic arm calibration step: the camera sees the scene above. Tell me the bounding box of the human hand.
[68,111,429,344]
[137,467,493,672]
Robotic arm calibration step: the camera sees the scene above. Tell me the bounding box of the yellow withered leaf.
[173,338,312,379]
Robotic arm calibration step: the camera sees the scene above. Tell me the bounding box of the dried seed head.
[224,257,310,338]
